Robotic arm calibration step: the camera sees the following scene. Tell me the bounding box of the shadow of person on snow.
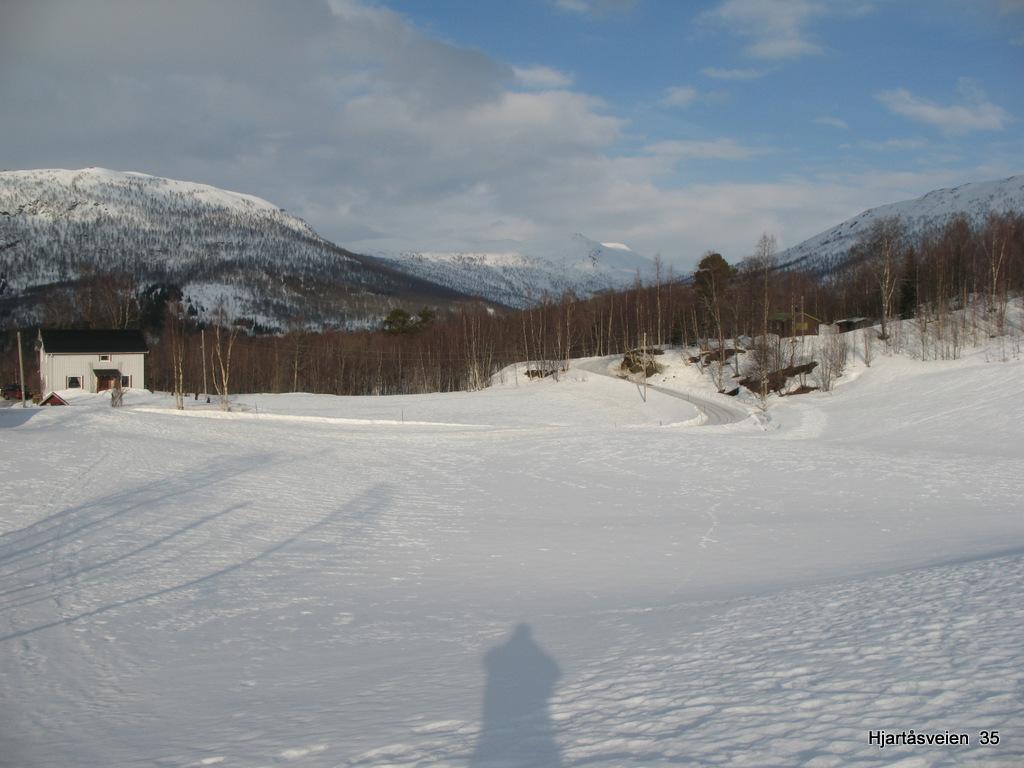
[469,623,563,768]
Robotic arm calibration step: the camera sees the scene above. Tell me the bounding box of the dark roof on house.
[39,329,149,354]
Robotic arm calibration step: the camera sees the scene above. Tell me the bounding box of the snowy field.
[1,345,1023,767]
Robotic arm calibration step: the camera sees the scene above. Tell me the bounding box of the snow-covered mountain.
[0,168,476,329]
[778,175,1024,274]
[371,233,657,308]
[6,168,1019,328]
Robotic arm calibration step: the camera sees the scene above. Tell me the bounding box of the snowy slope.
[0,168,478,328]
[372,233,657,308]
[2,335,1023,766]
[777,175,1024,274]
[1,167,302,225]
[0,167,328,284]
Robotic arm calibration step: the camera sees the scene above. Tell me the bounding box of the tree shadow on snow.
[0,484,391,643]
[470,623,563,768]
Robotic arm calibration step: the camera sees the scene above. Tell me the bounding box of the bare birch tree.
[210,307,238,411]
[817,327,848,392]
[754,233,777,406]
[860,217,906,341]
[981,213,1014,336]
[861,326,874,367]
[166,300,186,410]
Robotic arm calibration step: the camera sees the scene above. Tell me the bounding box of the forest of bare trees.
[2,211,1022,399]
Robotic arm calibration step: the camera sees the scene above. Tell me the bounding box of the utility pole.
[201,328,208,399]
[16,330,27,408]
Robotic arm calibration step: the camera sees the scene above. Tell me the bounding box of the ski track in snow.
[1,351,1023,767]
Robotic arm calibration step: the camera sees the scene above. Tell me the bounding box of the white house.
[38,329,149,394]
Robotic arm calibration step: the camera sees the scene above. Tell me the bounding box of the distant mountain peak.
[372,233,655,308]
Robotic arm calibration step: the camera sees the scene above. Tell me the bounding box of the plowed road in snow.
[577,356,748,426]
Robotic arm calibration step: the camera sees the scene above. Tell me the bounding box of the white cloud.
[814,116,848,129]
[644,138,767,161]
[554,0,636,14]
[702,0,876,60]
[513,65,573,90]
[659,86,700,108]
[701,66,767,80]
[702,0,827,60]
[876,79,1011,134]
[859,138,928,152]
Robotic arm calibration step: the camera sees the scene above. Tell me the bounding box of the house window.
[99,354,111,362]
[121,376,131,388]
[67,376,81,388]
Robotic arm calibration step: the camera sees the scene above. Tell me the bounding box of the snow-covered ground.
[1,343,1022,767]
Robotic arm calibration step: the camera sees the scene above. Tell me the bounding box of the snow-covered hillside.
[2,335,1023,766]
[1,168,308,225]
[778,175,1024,274]
[372,233,657,308]
[0,168,475,328]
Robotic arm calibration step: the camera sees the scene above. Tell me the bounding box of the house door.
[96,374,117,391]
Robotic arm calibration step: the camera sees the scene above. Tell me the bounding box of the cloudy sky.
[1,0,1022,268]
